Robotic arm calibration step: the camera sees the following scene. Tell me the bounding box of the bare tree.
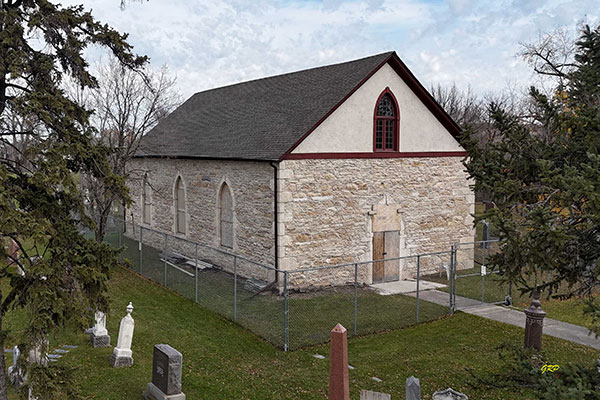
[76,58,180,241]
[430,83,484,130]
[519,26,578,91]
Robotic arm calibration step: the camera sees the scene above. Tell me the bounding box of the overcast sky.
[62,0,599,100]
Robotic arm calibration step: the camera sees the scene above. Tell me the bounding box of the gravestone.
[90,310,111,347]
[406,376,420,400]
[8,346,24,387]
[142,344,186,400]
[359,390,391,400]
[432,388,468,400]
[481,221,490,248]
[329,323,350,400]
[109,302,134,367]
[27,339,48,366]
[27,339,48,400]
[524,291,546,351]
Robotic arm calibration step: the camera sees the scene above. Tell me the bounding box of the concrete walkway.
[370,279,447,295]
[406,289,600,350]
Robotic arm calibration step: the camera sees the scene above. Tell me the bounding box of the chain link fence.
[101,217,500,351]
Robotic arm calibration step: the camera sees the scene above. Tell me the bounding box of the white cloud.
[62,0,599,100]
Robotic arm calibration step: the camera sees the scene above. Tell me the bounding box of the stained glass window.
[374,92,398,151]
[377,95,395,117]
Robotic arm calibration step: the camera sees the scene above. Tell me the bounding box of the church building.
[126,51,474,288]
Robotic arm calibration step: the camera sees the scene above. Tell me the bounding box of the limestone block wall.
[277,157,475,288]
[126,158,276,282]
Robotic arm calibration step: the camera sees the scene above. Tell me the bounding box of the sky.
[61,0,599,100]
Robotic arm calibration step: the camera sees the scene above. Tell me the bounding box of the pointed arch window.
[374,89,399,151]
[142,173,152,225]
[219,183,233,248]
[174,176,186,234]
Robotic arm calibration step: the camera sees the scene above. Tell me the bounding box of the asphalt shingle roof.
[136,52,395,161]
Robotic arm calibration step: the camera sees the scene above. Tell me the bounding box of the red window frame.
[373,87,400,152]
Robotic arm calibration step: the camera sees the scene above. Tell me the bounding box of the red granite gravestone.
[524,291,546,351]
[329,323,350,400]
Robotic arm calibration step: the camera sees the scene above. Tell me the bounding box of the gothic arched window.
[374,89,399,151]
[219,183,233,248]
[142,173,152,225]
[174,176,186,234]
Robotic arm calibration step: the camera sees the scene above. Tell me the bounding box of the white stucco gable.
[291,63,463,154]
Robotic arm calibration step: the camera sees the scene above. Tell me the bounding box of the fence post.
[195,243,199,303]
[416,255,420,323]
[233,255,237,322]
[139,226,143,275]
[481,243,486,304]
[283,271,289,352]
[353,263,358,336]
[164,234,168,287]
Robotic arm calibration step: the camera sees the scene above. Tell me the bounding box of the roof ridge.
[189,51,395,98]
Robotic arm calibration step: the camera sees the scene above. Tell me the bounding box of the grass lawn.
[110,233,450,350]
[5,266,599,399]
[422,266,597,329]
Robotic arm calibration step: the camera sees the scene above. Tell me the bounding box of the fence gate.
[450,239,512,312]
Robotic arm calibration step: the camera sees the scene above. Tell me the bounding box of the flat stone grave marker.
[143,344,185,400]
[62,345,78,349]
[360,390,391,400]
[432,388,468,400]
[371,377,382,383]
[53,349,69,354]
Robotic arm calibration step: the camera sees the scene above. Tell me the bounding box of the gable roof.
[136,51,461,161]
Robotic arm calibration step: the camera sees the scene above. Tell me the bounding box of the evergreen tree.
[0,1,145,398]
[463,25,600,331]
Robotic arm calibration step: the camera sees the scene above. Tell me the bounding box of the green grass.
[110,233,450,350]
[422,266,597,328]
[4,266,598,399]
[512,296,595,328]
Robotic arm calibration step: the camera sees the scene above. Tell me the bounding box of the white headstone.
[8,346,24,386]
[432,388,468,400]
[110,302,135,367]
[27,339,49,400]
[27,339,48,366]
[10,346,19,371]
[92,311,108,336]
[89,309,110,347]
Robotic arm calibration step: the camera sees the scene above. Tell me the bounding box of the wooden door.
[384,231,400,281]
[372,232,385,282]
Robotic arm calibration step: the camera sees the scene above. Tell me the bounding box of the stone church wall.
[125,158,276,283]
[277,157,475,288]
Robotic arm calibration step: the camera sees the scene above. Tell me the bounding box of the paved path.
[406,289,600,350]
